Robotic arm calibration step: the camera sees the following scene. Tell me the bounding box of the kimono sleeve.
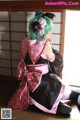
[17,38,28,80]
[48,49,63,78]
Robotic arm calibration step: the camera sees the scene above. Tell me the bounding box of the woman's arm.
[43,41,55,62]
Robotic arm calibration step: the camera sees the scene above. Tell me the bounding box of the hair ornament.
[38,17,47,36]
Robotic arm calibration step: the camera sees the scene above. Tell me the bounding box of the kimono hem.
[8,38,65,114]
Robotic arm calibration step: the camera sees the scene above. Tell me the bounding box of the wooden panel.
[11,22,25,32]
[12,51,20,60]
[0,50,10,59]
[0,59,10,67]
[27,12,35,21]
[0,22,9,30]
[10,12,25,21]
[11,42,20,51]
[0,1,63,11]
[53,24,61,33]
[0,11,9,21]
[11,32,25,41]
[12,61,18,68]
[0,67,11,76]
[0,41,10,50]
[0,10,63,77]
[0,31,9,40]
[51,35,61,44]
[12,69,17,77]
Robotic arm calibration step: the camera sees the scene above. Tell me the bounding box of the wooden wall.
[0,1,66,77]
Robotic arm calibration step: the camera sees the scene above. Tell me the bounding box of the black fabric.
[24,52,48,65]
[48,49,63,78]
[24,49,63,78]
[24,49,63,110]
[57,102,72,114]
[69,90,80,103]
[30,74,61,109]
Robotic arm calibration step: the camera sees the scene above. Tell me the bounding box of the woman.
[8,10,80,115]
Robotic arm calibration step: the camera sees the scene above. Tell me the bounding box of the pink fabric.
[20,38,28,59]
[30,84,65,114]
[28,39,46,64]
[8,77,29,110]
[26,64,48,75]
[8,60,48,110]
[8,38,65,114]
[17,60,48,91]
[21,38,46,64]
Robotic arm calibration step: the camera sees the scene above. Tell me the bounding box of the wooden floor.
[0,104,80,120]
[0,76,80,120]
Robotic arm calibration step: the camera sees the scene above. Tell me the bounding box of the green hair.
[28,11,53,41]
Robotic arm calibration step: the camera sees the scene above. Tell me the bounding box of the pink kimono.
[8,38,65,114]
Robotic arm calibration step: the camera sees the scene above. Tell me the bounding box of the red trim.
[20,39,47,64]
